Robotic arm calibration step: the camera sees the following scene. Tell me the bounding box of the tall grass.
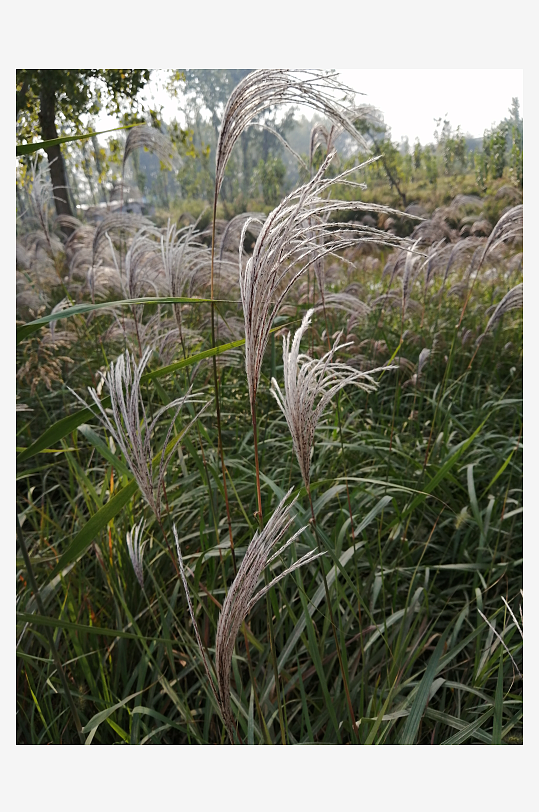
[16,71,522,745]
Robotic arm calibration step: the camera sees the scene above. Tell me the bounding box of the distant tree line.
[16,70,523,222]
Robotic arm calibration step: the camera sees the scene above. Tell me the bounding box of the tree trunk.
[38,83,74,222]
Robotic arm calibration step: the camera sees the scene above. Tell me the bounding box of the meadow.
[16,70,523,745]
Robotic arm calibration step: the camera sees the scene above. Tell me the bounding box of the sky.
[337,69,524,144]
[90,69,524,147]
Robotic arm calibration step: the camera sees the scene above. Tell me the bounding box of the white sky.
[337,69,524,143]
[90,69,523,146]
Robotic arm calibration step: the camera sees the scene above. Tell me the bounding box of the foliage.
[16,70,152,146]
[254,155,288,206]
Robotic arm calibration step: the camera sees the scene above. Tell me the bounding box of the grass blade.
[16,123,141,156]
[17,296,214,344]
[48,478,138,579]
[400,627,449,744]
[440,708,495,745]
[492,650,504,744]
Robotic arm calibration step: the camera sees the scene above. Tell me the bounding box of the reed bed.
[16,70,522,745]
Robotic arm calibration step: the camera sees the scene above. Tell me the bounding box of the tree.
[16,70,152,220]
[413,139,422,171]
[482,122,509,181]
[423,146,438,188]
[255,154,287,206]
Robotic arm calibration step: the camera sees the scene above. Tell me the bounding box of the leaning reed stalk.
[176,491,316,743]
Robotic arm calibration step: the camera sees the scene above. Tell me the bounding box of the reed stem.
[210,189,236,573]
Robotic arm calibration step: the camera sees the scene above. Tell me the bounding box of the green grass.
[16,236,522,744]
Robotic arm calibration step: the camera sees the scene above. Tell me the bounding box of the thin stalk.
[251,401,263,522]
[306,488,360,743]
[251,398,285,743]
[210,189,236,573]
[318,285,355,541]
[264,569,287,745]
[16,511,85,744]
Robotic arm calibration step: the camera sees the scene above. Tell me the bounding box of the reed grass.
[16,75,522,745]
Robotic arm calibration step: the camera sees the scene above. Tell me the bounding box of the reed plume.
[215,69,369,197]
[477,204,523,273]
[240,151,408,412]
[74,347,211,521]
[123,125,176,172]
[477,282,523,344]
[270,309,388,489]
[175,490,319,742]
[28,157,58,260]
[92,212,154,271]
[161,219,211,348]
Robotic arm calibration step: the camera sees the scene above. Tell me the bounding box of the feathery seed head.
[215,69,371,196]
[240,152,409,409]
[270,310,392,488]
[476,282,523,345]
[75,347,211,520]
[214,488,317,739]
[123,125,176,172]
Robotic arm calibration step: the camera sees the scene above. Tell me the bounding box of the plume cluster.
[240,151,410,408]
[77,347,211,520]
[270,309,389,488]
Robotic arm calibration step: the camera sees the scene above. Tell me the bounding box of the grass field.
[16,71,523,745]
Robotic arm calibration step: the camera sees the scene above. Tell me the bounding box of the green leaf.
[48,478,138,579]
[423,707,491,744]
[17,337,245,464]
[17,296,214,344]
[492,649,505,744]
[16,612,177,644]
[77,424,131,478]
[440,708,494,745]
[82,689,144,737]
[247,687,255,746]
[364,688,398,745]
[400,416,490,521]
[142,336,247,381]
[131,706,187,734]
[481,438,521,498]
[17,404,109,464]
[400,627,449,744]
[16,123,141,157]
